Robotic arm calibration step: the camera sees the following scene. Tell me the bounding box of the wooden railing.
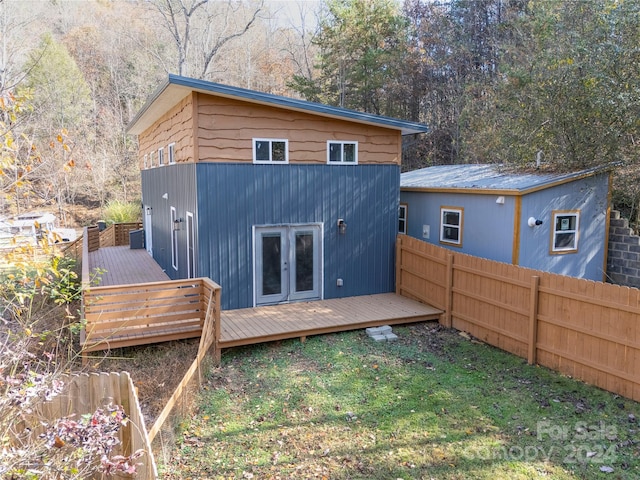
[147,279,221,443]
[396,234,640,402]
[24,372,156,479]
[99,222,143,247]
[81,277,221,359]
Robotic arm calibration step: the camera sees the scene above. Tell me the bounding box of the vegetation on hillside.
[0,0,637,226]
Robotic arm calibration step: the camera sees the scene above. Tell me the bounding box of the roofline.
[127,74,430,136]
[400,163,617,195]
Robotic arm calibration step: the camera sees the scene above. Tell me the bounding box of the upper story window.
[149,151,155,168]
[143,154,148,170]
[168,143,175,164]
[440,206,463,246]
[253,138,288,163]
[551,210,580,253]
[327,141,357,164]
[158,147,165,166]
[398,204,407,234]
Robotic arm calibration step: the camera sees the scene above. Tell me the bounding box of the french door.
[254,224,322,306]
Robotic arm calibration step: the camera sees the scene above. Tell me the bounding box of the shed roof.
[127,74,430,136]
[400,164,612,195]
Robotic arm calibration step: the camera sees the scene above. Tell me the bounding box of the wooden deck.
[86,245,442,353]
[219,293,442,348]
[88,246,170,287]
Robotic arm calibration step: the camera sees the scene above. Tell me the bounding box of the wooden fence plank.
[397,236,640,402]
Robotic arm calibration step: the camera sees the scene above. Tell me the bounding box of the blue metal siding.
[400,190,516,263]
[197,163,399,310]
[141,164,198,280]
[518,173,610,280]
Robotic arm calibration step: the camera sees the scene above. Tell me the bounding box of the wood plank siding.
[195,94,402,165]
[219,293,442,348]
[138,94,196,168]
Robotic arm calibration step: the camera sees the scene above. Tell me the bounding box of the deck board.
[87,247,442,353]
[89,246,170,286]
[219,293,442,348]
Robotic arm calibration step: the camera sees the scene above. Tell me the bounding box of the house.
[399,164,613,281]
[127,75,428,310]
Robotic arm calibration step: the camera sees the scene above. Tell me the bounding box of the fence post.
[395,235,402,295]
[528,275,540,365]
[444,253,454,328]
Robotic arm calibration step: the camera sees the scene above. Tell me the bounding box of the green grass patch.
[161,324,640,479]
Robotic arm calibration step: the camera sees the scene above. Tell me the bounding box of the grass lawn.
[160,323,640,479]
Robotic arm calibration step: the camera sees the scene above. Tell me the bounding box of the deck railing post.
[213,285,222,365]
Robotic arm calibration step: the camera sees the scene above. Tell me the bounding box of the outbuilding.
[399,164,612,281]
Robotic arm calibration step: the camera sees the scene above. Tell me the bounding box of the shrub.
[1,240,143,478]
[103,200,141,224]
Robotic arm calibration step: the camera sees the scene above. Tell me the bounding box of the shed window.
[440,207,463,246]
[253,139,288,163]
[551,211,579,253]
[158,147,165,166]
[327,141,357,164]
[398,204,407,234]
[168,143,175,164]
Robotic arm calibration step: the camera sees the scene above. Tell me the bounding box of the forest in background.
[1,0,639,227]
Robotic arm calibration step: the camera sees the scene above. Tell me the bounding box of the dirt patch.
[86,339,200,427]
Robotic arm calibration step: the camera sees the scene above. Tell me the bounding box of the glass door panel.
[255,225,321,306]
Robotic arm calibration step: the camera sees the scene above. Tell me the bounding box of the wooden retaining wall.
[27,372,156,479]
[396,234,640,401]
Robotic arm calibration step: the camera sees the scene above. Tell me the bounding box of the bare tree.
[150,0,265,79]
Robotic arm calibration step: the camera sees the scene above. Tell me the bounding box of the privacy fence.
[25,372,156,480]
[396,234,640,402]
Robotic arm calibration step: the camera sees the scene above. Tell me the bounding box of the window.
[253,138,288,163]
[168,143,175,164]
[440,207,463,246]
[171,206,178,270]
[149,151,154,168]
[158,147,165,166]
[143,154,148,169]
[327,141,357,164]
[398,204,407,234]
[551,210,579,253]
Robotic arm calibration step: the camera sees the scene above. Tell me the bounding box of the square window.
[253,139,288,163]
[327,141,358,164]
[551,211,579,253]
[440,207,463,246]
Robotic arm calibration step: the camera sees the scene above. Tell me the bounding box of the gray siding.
[197,163,400,310]
[141,164,198,280]
[401,172,610,281]
[518,172,609,280]
[400,191,516,263]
